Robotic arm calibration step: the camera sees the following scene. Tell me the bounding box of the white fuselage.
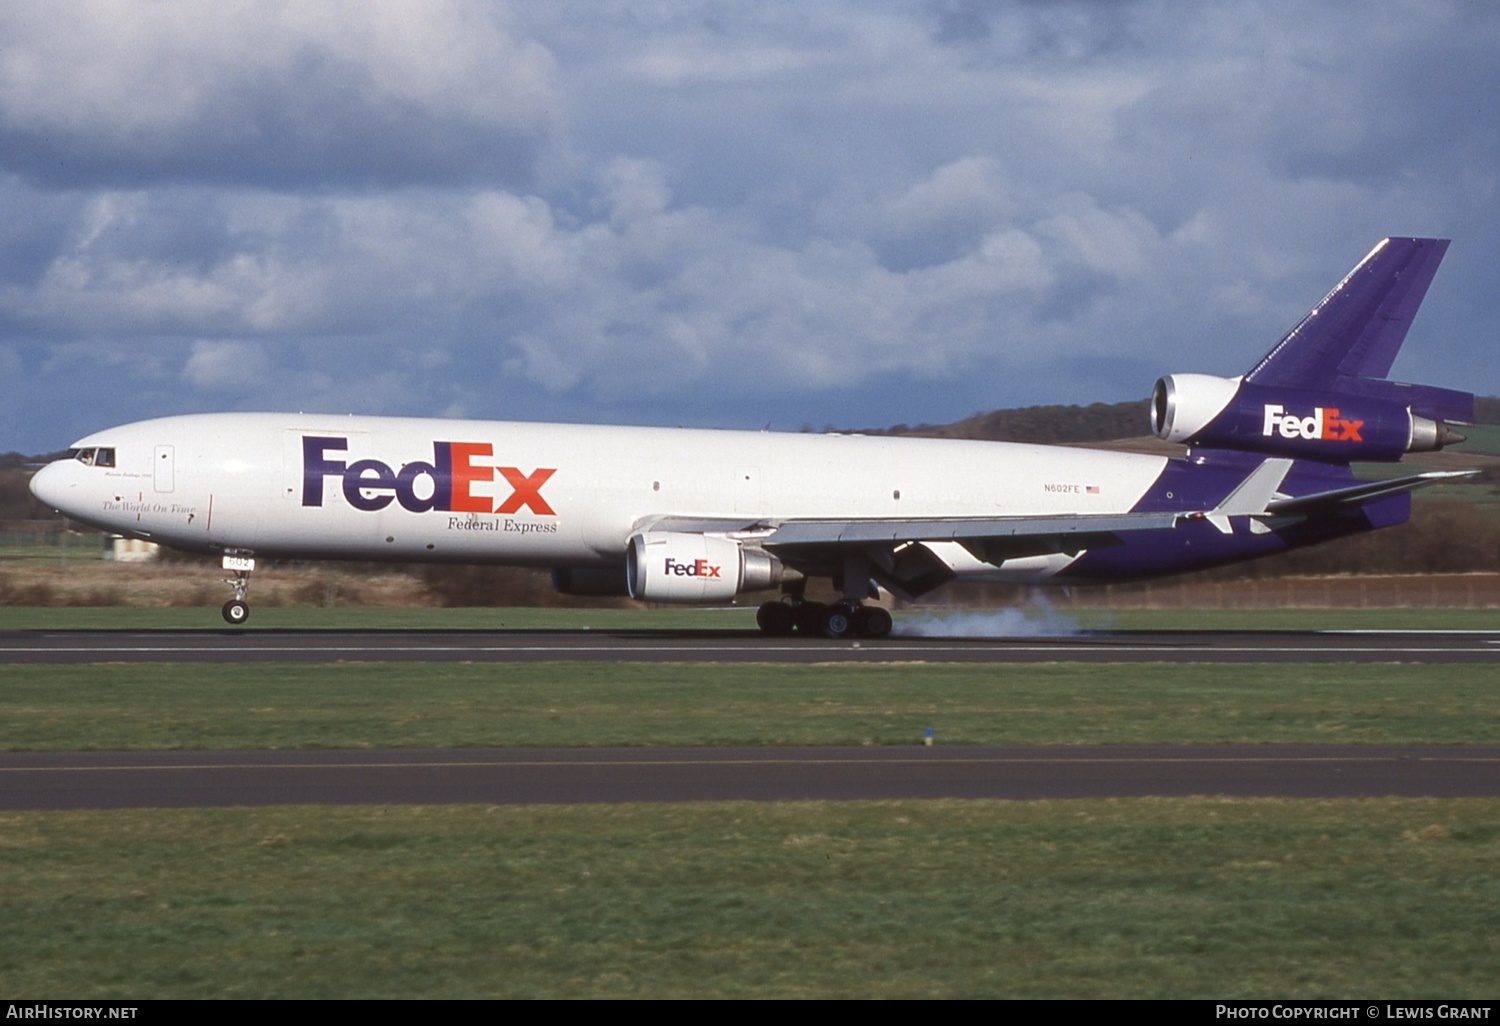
[30,413,1170,584]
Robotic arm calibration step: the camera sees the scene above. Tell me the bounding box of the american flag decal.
[1086,485,1100,494]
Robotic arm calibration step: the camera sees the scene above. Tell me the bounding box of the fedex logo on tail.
[303,436,556,515]
[1261,405,1364,442]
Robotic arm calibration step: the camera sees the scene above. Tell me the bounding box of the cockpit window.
[68,447,115,467]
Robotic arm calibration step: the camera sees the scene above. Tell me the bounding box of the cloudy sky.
[2,0,1497,452]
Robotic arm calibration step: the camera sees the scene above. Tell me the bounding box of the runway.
[7,630,1496,809]
[2,627,1500,663]
[4,744,1499,809]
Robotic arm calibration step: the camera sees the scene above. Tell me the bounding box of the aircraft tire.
[792,601,825,633]
[819,604,855,639]
[756,600,795,635]
[222,599,250,625]
[853,605,893,639]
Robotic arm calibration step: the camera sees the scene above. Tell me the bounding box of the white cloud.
[1034,199,1159,280]
[0,0,559,187]
[625,43,828,88]
[2,1,1498,452]
[883,157,1012,236]
[599,158,673,227]
[182,340,271,391]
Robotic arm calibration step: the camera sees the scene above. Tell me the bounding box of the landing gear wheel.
[756,600,795,636]
[853,605,893,639]
[220,553,256,626]
[792,601,826,634]
[819,604,855,639]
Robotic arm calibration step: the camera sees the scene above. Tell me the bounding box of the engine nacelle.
[626,531,784,603]
[1151,374,1459,461]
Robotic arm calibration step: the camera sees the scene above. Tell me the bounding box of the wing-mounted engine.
[1151,373,1465,461]
[627,531,785,602]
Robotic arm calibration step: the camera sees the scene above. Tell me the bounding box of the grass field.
[2,602,1499,631]
[4,607,1499,997]
[3,799,1497,998]
[4,661,1500,751]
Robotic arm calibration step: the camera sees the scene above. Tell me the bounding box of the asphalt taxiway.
[2,627,1500,663]
[5,745,1499,809]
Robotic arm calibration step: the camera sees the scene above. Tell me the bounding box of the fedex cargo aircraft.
[29,238,1476,637]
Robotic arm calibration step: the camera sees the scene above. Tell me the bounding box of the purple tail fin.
[1247,238,1448,385]
[1241,238,1471,423]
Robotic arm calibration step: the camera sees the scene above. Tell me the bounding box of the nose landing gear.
[222,598,249,625]
[220,552,256,625]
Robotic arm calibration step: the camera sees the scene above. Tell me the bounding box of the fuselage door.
[153,445,175,493]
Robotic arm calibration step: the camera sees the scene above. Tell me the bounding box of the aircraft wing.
[644,467,1476,556]
[642,512,1181,552]
[761,512,1181,550]
[640,511,1183,599]
[638,466,1474,600]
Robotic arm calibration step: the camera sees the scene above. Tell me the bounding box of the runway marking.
[6,755,1498,773]
[1323,629,1500,635]
[3,644,1494,655]
[8,628,1500,666]
[9,746,1498,807]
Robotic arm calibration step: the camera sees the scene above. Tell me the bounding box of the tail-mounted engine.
[1151,373,1465,461]
[627,531,784,602]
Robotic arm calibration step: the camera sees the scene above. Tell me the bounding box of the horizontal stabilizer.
[1265,470,1478,516]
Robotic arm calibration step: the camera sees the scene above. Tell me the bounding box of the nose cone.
[29,460,78,514]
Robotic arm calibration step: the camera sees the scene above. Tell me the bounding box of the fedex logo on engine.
[302,436,556,515]
[1261,405,1364,442]
[663,557,722,578]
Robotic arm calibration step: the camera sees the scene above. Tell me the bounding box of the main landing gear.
[757,553,895,639]
[220,552,256,625]
[756,599,894,639]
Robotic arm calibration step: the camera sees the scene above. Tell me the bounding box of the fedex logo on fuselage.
[302,436,556,515]
[663,557,721,578]
[1261,405,1364,442]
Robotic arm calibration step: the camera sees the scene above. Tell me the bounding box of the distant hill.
[871,396,1500,446]
[874,400,1150,444]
